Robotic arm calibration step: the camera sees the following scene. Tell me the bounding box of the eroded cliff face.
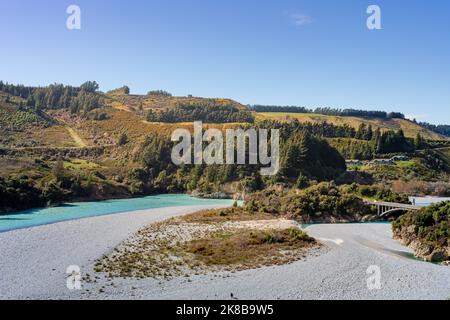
[393,224,450,264]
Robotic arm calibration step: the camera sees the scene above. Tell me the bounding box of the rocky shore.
[190,190,245,201]
[393,224,450,264]
[392,202,450,265]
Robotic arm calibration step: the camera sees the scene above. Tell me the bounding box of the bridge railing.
[363,200,421,216]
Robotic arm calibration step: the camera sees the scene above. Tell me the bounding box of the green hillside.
[1,81,450,214]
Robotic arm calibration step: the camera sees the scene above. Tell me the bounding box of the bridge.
[364,200,421,217]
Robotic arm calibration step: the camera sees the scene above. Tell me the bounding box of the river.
[0,194,236,233]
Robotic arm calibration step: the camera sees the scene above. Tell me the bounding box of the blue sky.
[1,0,449,124]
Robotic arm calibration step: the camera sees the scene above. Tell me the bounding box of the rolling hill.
[1,81,448,151]
[1,85,447,152]
[103,89,446,140]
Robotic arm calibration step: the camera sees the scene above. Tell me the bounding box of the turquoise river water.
[0,194,236,233]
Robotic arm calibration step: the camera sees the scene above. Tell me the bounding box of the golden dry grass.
[182,228,315,267]
[106,92,247,112]
[30,125,79,148]
[66,127,88,147]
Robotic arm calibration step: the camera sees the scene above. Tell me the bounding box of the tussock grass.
[94,208,319,279]
[181,207,277,223]
[183,228,315,267]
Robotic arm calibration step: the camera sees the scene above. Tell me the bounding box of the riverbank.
[0,204,232,299]
[1,207,448,300]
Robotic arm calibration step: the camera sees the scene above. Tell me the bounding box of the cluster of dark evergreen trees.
[295,122,356,138]
[128,122,348,195]
[250,105,310,113]
[0,176,46,211]
[147,90,172,97]
[354,123,373,140]
[418,122,450,138]
[0,162,92,212]
[279,130,346,181]
[258,119,414,159]
[250,105,405,120]
[0,81,103,115]
[345,125,413,157]
[146,103,255,123]
[256,119,357,139]
[373,129,412,154]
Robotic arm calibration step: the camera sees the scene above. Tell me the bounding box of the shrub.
[245,182,374,222]
[117,133,129,146]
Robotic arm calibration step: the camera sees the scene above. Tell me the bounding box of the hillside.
[256,112,446,140]
[434,147,450,165]
[107,91,247,113]
[105,90,254,124]
[104,91,446,140]
[1,82,447,152]
[1,82,450,214]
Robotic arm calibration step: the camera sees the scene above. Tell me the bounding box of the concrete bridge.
[364,200,421,217]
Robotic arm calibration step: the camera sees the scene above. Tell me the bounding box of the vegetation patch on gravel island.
[93,207,320,279]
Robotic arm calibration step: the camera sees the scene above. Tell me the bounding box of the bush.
[246,182,374,222]
[117,133,129,146]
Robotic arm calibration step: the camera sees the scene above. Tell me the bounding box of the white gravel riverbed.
[0,207,449,300]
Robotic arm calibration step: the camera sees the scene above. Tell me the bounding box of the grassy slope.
[106,90,247,112]
[1,89,448,177]
[435,147,450,166]
[1,87,446,146]
[0,93,79,148]
[106,92,446,142]
[256,112,445,140]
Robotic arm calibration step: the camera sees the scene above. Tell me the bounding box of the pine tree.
[280,131,309,178]
[355,123,366,140]
[371,128,382,154]
[366,125,373,140]
[295,173,309,189]
[415,133,423,149]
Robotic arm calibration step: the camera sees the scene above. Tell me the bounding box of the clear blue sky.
[1,0,449,124]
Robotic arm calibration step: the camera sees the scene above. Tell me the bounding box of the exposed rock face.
[392,202,449,264]
[189,177,254,201]
[393,224,449,263]
[190,185,247,201]
[190,190,232,200]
